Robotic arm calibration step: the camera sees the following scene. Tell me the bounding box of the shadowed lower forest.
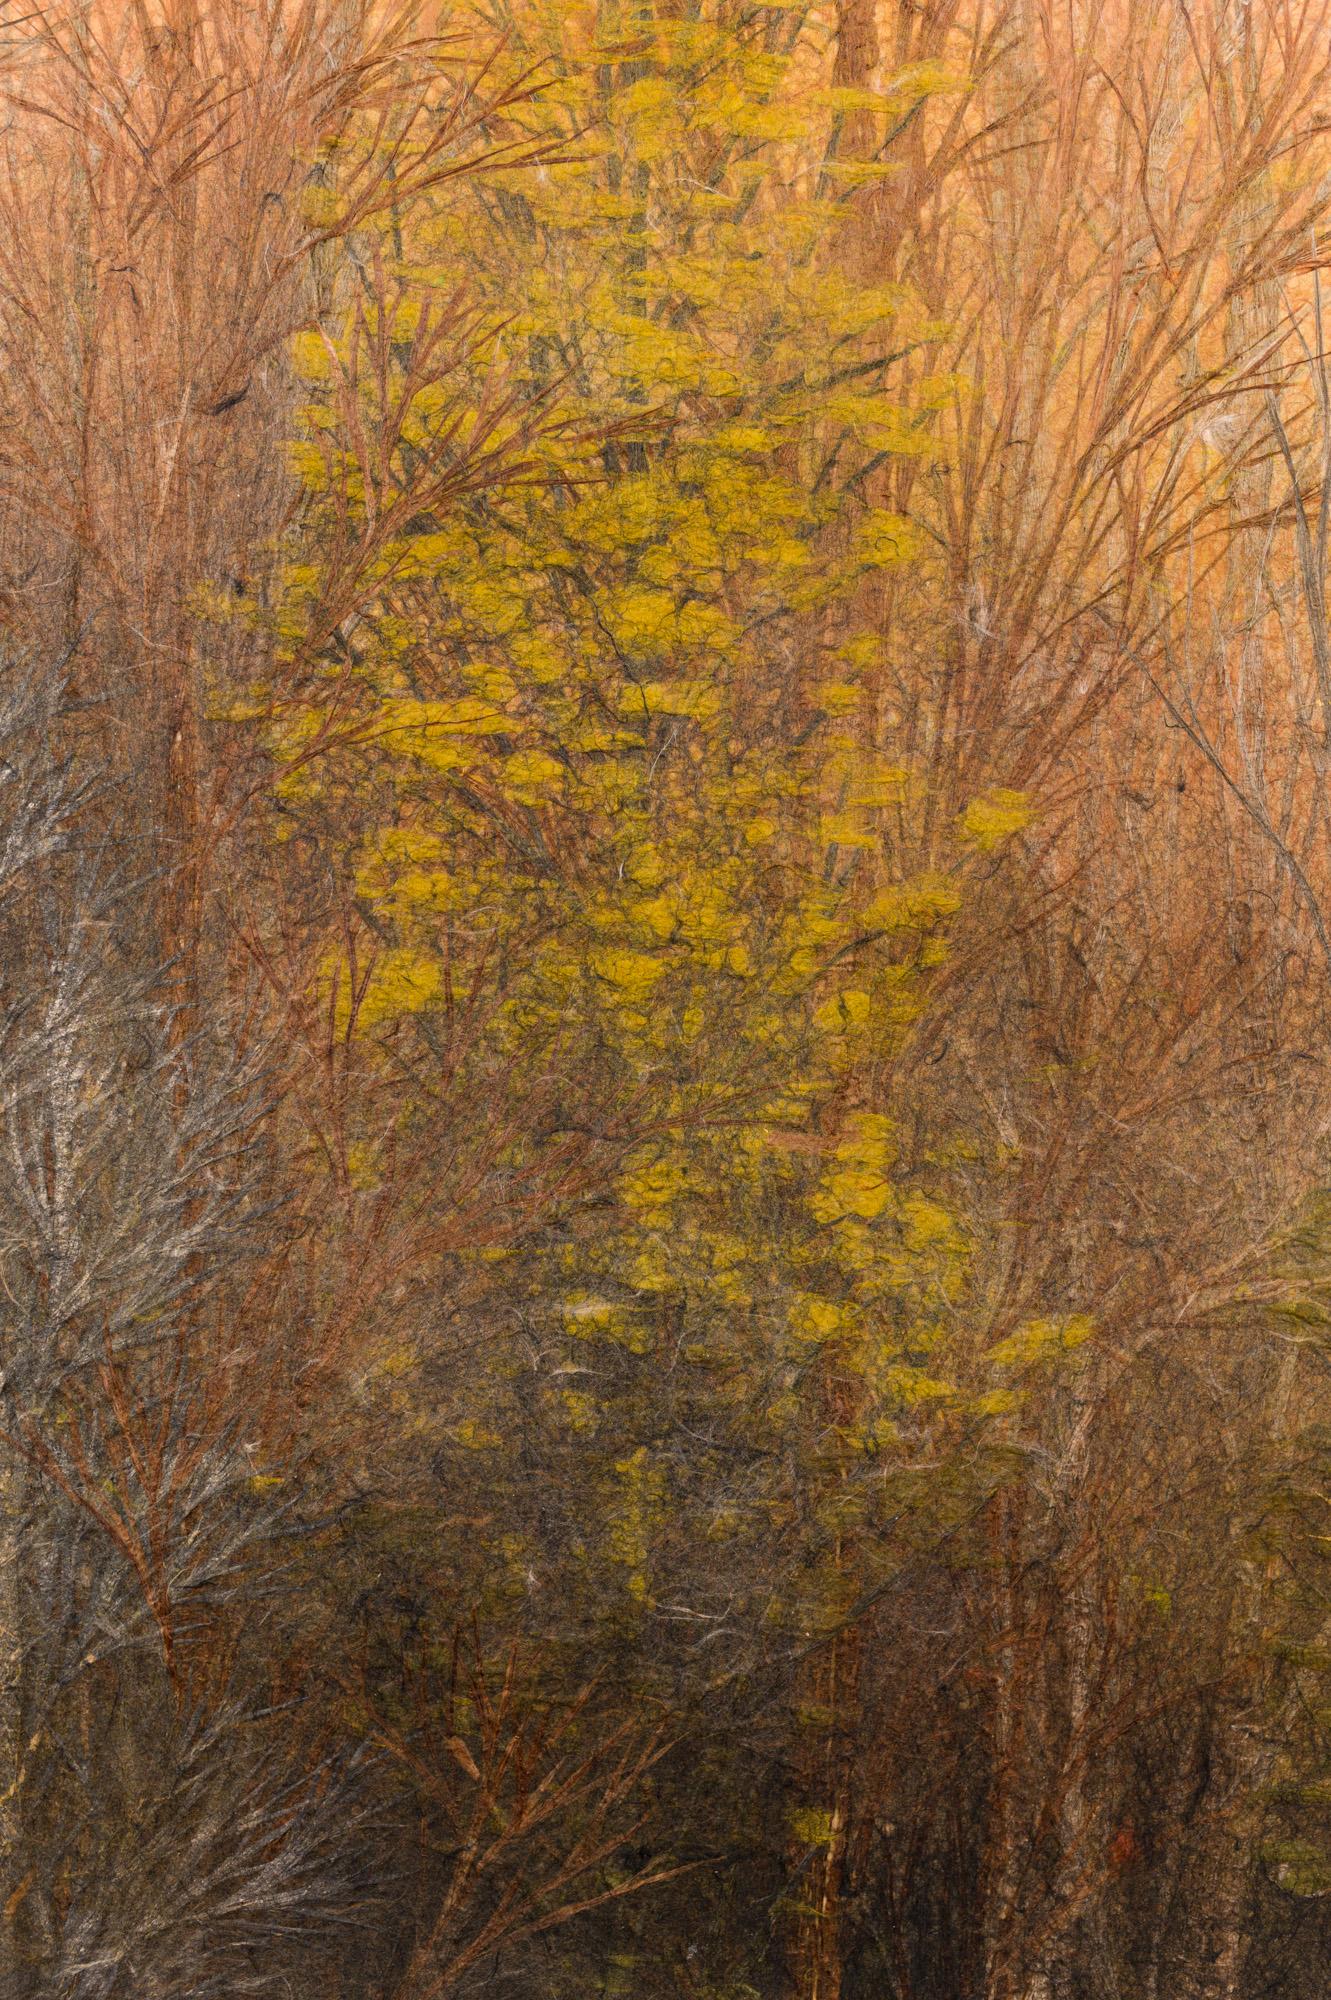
[5,0,1331,1994]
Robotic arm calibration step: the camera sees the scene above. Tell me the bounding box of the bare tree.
[0,644,357,1997]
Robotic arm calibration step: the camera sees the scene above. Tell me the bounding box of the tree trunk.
[792,1614,861,2000]
[0,1434,24,1996]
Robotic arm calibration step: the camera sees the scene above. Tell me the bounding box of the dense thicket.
[1,1,1331,1996]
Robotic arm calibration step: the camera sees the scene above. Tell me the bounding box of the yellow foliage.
[254,0,1023,1657]
[963,788,1036,851]
[354,949,443,1030]
[792,1294,851,1345]
[618,680,721,721]
[813,1164,894,1224]
[789,1808,837,1848]
[988,1315,1095,1371]
[501,749,566,802]
[590,947,666,1001]
[865,876,962,932]
[608,1447,664,1606]
[814,990,874,1035]
[900,1194,959,1251]
[454,1420,504,1450]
